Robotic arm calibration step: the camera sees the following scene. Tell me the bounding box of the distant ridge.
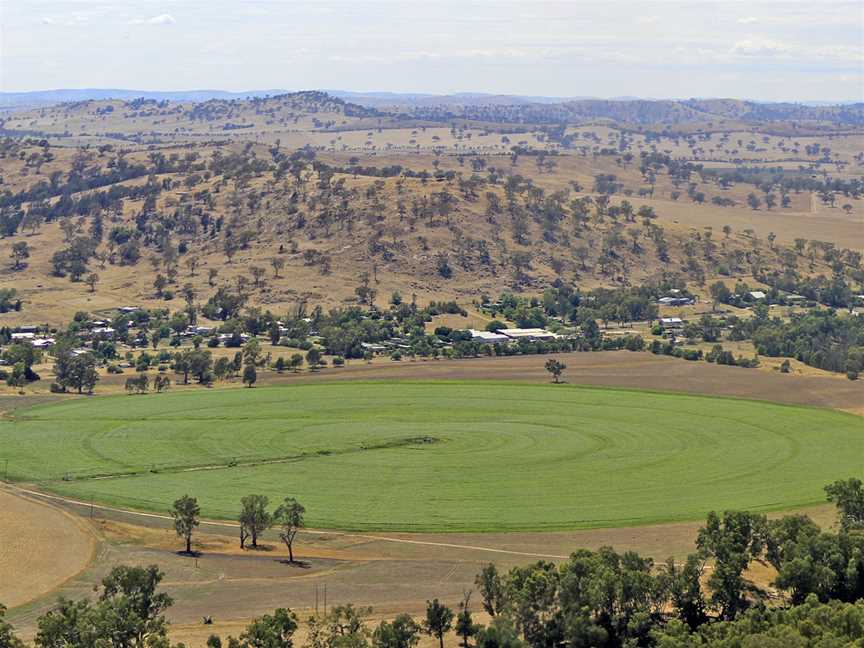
[1,88,861,126]
[4,88,860,110]
[0,88,289,108]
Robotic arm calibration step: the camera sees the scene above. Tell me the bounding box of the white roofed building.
[468,329,510,344]
[498,328,557,341]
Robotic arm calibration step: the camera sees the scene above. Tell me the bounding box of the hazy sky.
[1,0,862,101]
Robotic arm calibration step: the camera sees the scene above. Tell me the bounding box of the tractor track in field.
[50,435,444,483]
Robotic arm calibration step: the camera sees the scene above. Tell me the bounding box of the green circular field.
[2,381,862,532]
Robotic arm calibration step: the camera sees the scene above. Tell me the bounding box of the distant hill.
[392,97,864,127]
[327,91,588,108]
[0,88,290,108]
[2,88,862,129]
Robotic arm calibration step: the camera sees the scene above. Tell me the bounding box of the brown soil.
[0,488,95,608]
[260,351,864,414]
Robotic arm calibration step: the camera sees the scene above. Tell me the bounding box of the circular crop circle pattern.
[3,381,862,531]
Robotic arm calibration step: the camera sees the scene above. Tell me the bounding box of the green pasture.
[1,381,861,531]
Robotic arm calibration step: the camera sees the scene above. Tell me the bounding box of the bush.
[50,382,66,393]
[207,337,220,348]
[623,335,645,351]
[106,364,124,374]
[332,356,345,367]
[678,349,702,361]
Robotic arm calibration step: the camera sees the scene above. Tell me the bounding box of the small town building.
[657,296,694,306]
[659,317,684,329]
[468,329,510,344]
[186,326,214,336]
[498,328,557,341]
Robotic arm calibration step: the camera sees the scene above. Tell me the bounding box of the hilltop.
[0,90,860,328]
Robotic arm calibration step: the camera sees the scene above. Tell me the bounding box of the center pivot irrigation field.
[2,382,862,532]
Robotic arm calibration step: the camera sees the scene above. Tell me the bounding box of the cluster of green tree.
[747,309,864,379]
[704,345,760,368]
[485,285,664,329]
[170,493,305,561]
[313,159,457,183]
[702,166,863,200]
[467,479,864,646]
[445,333,645,361]
[0,341,41,387]
[51,345,99,393]
[753,272,860,310]
[449,338,577,359]
[649,340,706,363]
[710,268,861,313]
[124,373,170,395]
[0,160,149,210]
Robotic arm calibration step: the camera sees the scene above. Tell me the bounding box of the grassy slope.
[2,381,862,532]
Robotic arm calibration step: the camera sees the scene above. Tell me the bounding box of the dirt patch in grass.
[0,488,96,608]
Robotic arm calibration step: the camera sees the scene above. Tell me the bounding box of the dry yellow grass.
[0,488,95,608]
